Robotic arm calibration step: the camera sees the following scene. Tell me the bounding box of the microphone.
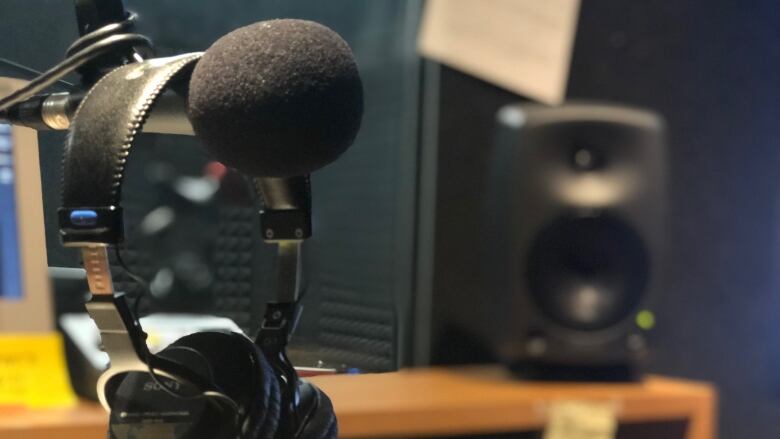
[187,19,363,178]
[2,19,364,180]
[187,18,363,218]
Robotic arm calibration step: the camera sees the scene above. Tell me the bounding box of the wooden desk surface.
[310,367,717,438]
[0,401,106,439]
[0,367,716,439]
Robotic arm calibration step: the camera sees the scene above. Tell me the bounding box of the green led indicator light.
[636,310,655,330]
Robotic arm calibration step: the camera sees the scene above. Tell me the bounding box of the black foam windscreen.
[187,19,364,177]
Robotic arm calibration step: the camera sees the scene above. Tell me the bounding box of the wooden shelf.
[0,367,716,439]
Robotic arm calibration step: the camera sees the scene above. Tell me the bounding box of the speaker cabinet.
[427,101,665,380]
[485,102,666,379]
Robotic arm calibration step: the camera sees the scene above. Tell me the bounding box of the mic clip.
[261,209,312,240]
[254,175,313,241]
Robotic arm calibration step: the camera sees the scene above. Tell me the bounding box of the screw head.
[265,229,274,239]
[294,228,304,238]
[574,148,594,169]
[627,334,646,351]
[526,337,547,357]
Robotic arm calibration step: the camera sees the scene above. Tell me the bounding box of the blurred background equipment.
[416,101,666,381]
[0,79,52,332]
[0,77,74,408]
[474,102,664,380]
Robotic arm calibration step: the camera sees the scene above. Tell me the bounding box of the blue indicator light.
[70,210,98,226]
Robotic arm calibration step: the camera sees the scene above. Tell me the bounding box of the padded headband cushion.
[61,53,201,209]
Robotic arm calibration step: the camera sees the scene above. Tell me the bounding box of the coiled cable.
[0,12,153,112]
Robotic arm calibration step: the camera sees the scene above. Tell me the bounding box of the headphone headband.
[56,54,205,411]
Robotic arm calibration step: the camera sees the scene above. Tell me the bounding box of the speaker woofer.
[527,214,648,331]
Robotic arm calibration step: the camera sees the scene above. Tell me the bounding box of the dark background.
[1,1,779,437]
[424,1,780,438]
[568,2,779,437]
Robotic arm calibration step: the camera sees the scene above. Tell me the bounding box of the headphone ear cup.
[165,332,281,439]
[295,381,338,439]
[162,332,338,439]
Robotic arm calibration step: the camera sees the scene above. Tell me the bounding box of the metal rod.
[276,240,302,303]
[81,246,114,295]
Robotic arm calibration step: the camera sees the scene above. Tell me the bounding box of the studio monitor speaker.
[479,102,666,380]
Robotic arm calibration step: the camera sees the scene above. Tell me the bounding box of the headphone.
[58,54,336,438]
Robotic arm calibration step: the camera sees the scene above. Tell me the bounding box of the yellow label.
[0,333,77,408]
[544,400,617,439]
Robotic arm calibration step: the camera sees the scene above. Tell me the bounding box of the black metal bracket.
[261,209,312,241]
[254,176,313,241]
[256,302,301,355]
[86,293,150,363]
[58,206,124,246]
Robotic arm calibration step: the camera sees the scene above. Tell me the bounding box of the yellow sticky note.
[0,333,77,408]
[544,400,617,439]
